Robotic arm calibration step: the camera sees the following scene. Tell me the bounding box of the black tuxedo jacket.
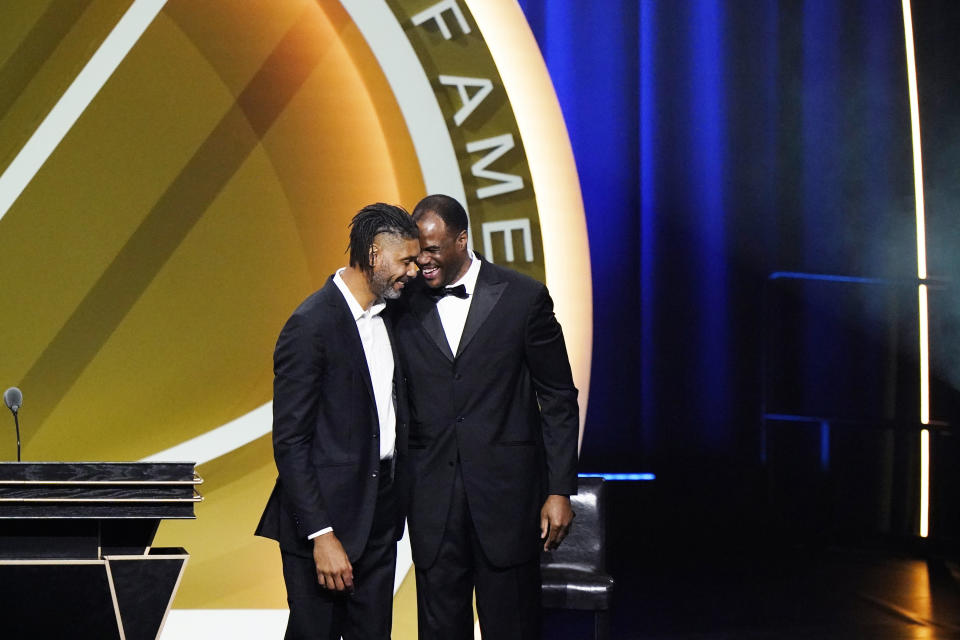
[255,276,408,560]
[393,258,578,568]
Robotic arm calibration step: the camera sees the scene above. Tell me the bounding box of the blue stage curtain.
[517,1,916,474]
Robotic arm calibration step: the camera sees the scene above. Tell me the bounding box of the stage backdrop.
[519,0,960,548]
[0,0,590,636]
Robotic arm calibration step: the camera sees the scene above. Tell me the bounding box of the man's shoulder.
[274,280,341,354]
[286,277,341,324]
[479,259,546,297]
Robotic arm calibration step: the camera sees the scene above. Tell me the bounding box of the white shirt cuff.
[307,527,333,540]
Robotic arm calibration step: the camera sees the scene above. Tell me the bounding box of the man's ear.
[368,244,378,268]
[456,230,468,249]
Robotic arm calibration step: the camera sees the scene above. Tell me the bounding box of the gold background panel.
[0,0,426,617]
[0,8,241,456]
[0,0,424,465]
[0,0,134,174]
[156,434,285,608]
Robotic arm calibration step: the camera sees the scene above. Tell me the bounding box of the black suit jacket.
[255,276,408,560]
[393,258,579,568]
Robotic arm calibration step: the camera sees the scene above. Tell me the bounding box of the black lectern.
[0,462,202,640]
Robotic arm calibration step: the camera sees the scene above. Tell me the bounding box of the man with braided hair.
[257,203,420,639]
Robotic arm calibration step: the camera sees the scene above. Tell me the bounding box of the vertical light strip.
[920,427,930,537]
[0,0,168,221]
[919,285,930,425]
[902,0,930,537]
[902,0,927,281]
[919,284,930,538]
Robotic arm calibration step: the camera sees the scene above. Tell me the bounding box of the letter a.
[438,75,494,126]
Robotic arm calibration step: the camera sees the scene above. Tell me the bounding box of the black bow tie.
[428,284,469,300]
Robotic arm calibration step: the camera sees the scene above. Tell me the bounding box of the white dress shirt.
[436,252,481,354]
[309,270,396,540]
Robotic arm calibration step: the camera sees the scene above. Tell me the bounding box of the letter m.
[465,134,524,199]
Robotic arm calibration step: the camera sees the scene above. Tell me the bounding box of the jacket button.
[372,472,378,478]
[455,373,462,380]
[373,432,378,438]
[457,416,464,423]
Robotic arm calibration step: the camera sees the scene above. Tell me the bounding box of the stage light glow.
[467,0,593,442]
[768,272,887,285]
[579,473,656,481]
[902,0,930,538]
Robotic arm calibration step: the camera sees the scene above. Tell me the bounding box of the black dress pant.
[414,462,541,640]
[281,462,398,640]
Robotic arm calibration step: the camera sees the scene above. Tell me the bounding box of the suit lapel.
[383,310,403,405]
[411,290,455,361]
[325,280,376,405]
[457,261,507,358]
[383,311,408,455]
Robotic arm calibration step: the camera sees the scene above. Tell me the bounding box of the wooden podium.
[0,462,202,640]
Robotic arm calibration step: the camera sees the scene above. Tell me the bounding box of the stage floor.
[159,481,960,639]
[549,481,960,639]
[576,547,960,639]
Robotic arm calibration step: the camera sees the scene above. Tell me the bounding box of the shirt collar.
[334,268,386,320]
[449,251,481,296]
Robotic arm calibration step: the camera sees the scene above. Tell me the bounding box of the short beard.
[370,265,402,300]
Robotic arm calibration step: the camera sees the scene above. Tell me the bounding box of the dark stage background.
[517,0,960,547]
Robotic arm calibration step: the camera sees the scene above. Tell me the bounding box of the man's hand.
[540,494,574,551]
[312,533,354,592]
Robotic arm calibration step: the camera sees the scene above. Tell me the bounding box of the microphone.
[4,387,21,461]
[4,387,21,414]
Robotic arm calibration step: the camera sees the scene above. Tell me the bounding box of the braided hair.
[348,203,418,272]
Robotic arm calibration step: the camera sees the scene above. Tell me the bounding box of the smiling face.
[369,233,421,300]
[415,210,469,289]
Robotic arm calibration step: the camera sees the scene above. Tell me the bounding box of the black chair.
[541,476,614,640]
